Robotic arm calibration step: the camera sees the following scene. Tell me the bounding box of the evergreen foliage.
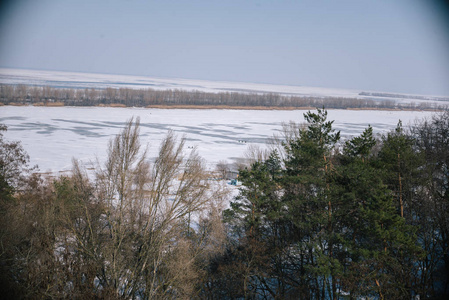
[224,108,448,299]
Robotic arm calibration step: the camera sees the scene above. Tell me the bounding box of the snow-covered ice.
[0,106,435,173]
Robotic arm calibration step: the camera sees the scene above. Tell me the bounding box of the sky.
[0,0,448,96]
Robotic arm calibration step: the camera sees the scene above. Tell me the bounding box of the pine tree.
[282,107,340,299]
[225,151,291,297]
[334,126,420,299]
[377,121,421,218]
[411,111,449,297]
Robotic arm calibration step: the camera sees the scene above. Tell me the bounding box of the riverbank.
[1,103,444,112]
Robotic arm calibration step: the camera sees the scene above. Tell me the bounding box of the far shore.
[0,102,444,112]
[144,104,443,112]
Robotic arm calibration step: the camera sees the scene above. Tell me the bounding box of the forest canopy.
[1,109,448,299]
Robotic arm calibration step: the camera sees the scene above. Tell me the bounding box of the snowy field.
[0,106,436,173]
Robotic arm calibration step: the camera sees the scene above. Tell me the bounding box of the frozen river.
[0,106,436,173]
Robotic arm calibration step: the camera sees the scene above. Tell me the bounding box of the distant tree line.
[0,84,444,110]
[360,91,449,102]
[1,109,448,298]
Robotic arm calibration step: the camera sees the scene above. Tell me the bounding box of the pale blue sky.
[0,0,448,95]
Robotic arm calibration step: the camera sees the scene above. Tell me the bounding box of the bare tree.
[1,118,230,298]
[91,118,225,298]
